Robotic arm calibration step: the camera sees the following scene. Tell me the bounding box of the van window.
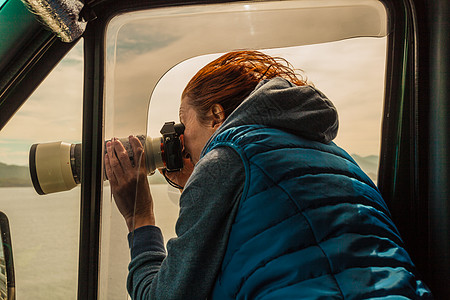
[0,40,83,299]
[103,1,387,299]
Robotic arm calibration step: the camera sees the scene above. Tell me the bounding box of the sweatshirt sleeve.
[127,146,245,299]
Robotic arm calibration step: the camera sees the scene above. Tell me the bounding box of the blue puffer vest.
[205,124,431,299]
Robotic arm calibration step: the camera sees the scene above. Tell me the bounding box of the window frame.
[81,1,404,298]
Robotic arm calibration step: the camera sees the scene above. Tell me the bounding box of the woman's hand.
[105,136,155,232]
[160,157,195,191]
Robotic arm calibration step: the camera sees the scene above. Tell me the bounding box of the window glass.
[150,39,386,182]
[103,1,386,299]
[0,40,83,299]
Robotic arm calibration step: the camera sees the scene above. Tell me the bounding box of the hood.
[202,77,339,155]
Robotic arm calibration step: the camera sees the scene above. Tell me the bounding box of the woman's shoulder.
[199,147,243,175]
[186,146,245,189]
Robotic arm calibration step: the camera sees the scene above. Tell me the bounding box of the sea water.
[0,185,179,300]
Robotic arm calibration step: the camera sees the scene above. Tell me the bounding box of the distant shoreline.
[0,162,32,187]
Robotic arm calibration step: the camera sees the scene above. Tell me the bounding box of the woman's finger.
[106,139,125,180]
[113,138,133,173]
[104,152,118,186]
[129,135,145,170]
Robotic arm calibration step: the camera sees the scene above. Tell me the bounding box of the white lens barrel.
[145,137,164,174]
[29,136,165,195]
[30,142,77,195]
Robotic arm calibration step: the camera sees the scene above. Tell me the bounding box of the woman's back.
[208,125,430,299]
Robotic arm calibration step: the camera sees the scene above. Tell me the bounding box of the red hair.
[182,50,307,123]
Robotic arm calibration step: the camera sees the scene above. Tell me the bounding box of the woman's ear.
[211,104,225,128]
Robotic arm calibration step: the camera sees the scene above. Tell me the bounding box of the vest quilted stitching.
[204,125,430,300]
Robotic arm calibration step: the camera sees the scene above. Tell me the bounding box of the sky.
[0,0,387,166]
[148,39,387,147]
[0,41,84,166]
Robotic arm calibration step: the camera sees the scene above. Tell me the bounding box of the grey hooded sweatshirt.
[127,78,339,299]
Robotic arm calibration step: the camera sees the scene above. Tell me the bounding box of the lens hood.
[29,142,78,195]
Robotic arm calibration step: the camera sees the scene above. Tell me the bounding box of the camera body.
[159,122,184,172]
[29,121,185,195]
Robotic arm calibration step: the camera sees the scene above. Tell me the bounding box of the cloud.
[0,42,84,165]
[115,21,181,62]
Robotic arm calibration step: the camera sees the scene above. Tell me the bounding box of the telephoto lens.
[29,136,164,195]
[29,142,81,195]
[29,122,185,195]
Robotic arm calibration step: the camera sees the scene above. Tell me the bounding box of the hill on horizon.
[0,162,32,187]
[351,154,379,182]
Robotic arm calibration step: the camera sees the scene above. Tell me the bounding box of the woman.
[105,51,432,299]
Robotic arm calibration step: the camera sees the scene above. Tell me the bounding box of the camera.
[29,121,184,195]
